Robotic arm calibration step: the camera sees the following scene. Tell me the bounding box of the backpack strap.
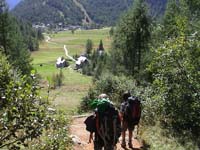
[95,112,100,135]
[113,111,122,145]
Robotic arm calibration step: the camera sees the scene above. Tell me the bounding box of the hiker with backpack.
[120,91,141,149]
[84,94,108,144]
[84,94,109,144]
[84,94,121,150]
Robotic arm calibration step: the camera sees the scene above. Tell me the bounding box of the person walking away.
[84,94,108,144]
[120,91,141,149]
[87,94,121,150]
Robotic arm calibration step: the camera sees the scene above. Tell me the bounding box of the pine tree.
[111,0,151,75]
[109,27,114,37]
[0,0,9,55]
[37,28,44,41]
[85,39,93,56]
[184,0,200,17]
[162,0,189,38]
[98,40,104,51]
[183,0,200,32]
[0,0,32,75]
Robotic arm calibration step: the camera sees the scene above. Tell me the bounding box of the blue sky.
[6,0,21,9]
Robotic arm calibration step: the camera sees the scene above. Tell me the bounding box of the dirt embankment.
[70,116,143,150]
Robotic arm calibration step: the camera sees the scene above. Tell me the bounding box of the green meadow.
[31,28,111,112]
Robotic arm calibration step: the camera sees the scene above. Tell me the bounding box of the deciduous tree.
[0,53,48,149]
[148,35,200,135]
[162,0,189,38]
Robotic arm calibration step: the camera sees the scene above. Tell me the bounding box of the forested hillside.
[78,0,133,25]
[0,2,43,74]
[78,0,168,25]
[12,0,168,26]
[12,0,84,25]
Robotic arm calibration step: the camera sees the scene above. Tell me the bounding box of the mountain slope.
[72,0,93,24]
[12,0,168,26]
[12,0,84,25]
[78,0,133,26]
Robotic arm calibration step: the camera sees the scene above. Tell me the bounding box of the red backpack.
[124,97,141,125]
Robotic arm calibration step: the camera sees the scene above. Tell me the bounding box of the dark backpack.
[84,114,96,132]
[85,99,118,133]
[97,105,121,145]
[124,96,141,125]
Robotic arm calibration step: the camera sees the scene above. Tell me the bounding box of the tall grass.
[140,123,198,150]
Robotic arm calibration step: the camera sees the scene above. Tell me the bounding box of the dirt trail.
[70,116,143,150]
[44,34,57,45]
[44,34,76,63]
[64,45,76,62]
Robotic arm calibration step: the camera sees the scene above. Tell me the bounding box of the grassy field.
[31,28,111,113]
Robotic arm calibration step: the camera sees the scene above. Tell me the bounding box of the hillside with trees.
[77,0,133,26]
[12,0,168,26]
[0,2,43,74]
[12,0,84,25]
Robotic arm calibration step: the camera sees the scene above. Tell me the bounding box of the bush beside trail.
[0,53,72,149]
[79,74,144,113]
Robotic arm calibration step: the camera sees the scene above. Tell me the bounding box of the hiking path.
[70,116,143,150]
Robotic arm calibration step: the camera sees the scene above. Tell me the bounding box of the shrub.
[147,35,200,136]
[29,110,72,150]
[0,53,71,149]
[79,74,138,112]
[0,53,48,149]
[51,69,64,89]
